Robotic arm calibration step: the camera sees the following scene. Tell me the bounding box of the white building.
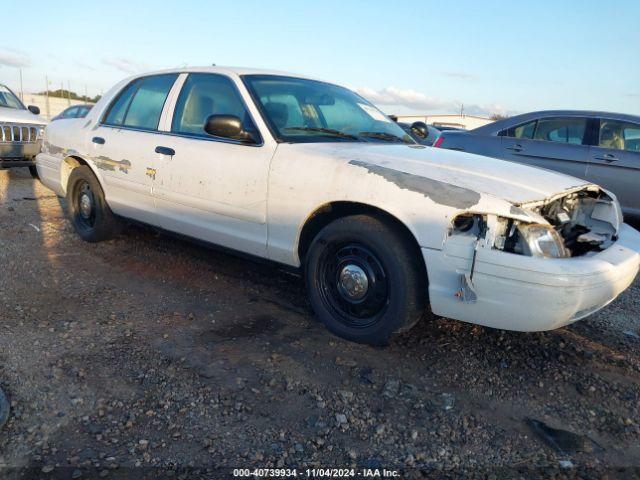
[395,114,493,130]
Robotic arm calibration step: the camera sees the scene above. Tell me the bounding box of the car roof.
[130,65,322,82]
[474,110,640,135]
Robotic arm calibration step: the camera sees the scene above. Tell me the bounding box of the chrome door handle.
[92,136,105,145]
[594,154,618,163]
[506,144,523,152]
[155,146,175,156]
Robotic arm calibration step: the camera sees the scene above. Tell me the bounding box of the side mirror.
[204,114,257,143]
[28,105,40,115]
[410,121,428,139]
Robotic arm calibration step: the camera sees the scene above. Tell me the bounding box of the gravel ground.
[1,168,639,479]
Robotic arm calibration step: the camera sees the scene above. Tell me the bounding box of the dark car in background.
[435,110,640,217]
[52,104,93,121]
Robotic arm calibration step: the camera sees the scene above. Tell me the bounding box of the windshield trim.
[240,74,414,145]
[0,84,26,110]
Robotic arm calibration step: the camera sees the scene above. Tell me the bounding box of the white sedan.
[36,67,640,345]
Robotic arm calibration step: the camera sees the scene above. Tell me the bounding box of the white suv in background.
[36,67,640,345]
[0,83,46,177]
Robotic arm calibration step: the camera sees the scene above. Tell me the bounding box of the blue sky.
[2,0,639,116]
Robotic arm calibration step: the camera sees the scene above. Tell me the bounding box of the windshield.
[243,75,414,144]
[0,84,25,110]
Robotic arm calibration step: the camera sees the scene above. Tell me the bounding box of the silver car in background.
[434,111,640,217]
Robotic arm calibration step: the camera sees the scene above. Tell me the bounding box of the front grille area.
[0,124,39,143]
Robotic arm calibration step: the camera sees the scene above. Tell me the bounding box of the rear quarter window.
[103,74,178,130]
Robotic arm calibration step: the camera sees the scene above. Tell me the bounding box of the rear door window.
[123,75,178,130]
[533,118,587,144]
[103,80,140,126]
[103,74,178,130]
[598,119,640,152]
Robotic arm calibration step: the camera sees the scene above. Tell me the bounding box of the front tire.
[66,165,121,242]
[305,215,427,346]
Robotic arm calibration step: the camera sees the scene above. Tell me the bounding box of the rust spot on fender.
[349,160,481,209]
[94,156,132,173]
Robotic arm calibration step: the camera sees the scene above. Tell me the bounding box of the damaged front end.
[522,187,622,256]
[448,186,623,303]
[451,186,622,260]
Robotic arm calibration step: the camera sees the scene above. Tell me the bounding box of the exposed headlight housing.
[517,223,570,259]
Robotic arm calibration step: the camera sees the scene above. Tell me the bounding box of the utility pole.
[84,84,88,103]
[45,75,51,120]
[19,69,24,101]
[67,80,72,106]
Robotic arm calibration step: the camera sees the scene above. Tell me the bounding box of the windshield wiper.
[283,127,358,140]
[358,131,410,143]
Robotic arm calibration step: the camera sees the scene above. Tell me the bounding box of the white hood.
[295,142,593,206]
[0,106,47,125]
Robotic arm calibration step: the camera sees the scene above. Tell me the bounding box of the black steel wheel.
[73,179,97,231]
[316,243,389,328]
[305,214,427,345]
[66,165,121,242]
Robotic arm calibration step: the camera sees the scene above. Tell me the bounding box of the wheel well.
[60,155,90,193]
[297,201,427,279]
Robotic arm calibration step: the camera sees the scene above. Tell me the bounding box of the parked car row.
[34,67,640,345]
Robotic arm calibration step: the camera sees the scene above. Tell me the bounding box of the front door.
[500,116,591,180]
[586,118,640,216]
[151,73,276,257]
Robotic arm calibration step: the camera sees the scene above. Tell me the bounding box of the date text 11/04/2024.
[232,468,400,477]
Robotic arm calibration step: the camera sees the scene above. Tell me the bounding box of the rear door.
[500,116,592,179]
[90,73,178,219]
[586,118,640,216]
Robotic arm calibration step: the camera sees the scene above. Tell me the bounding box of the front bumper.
[424,224,640,331]
[0,142,41,167]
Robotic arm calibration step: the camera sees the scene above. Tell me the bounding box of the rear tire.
[305,215,427,346]
[66,165,121,242]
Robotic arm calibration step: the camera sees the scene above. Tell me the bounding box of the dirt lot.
[1,168,639,478]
